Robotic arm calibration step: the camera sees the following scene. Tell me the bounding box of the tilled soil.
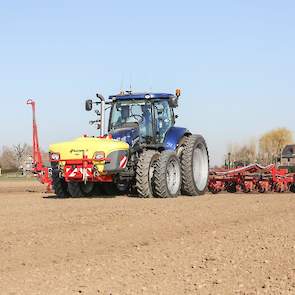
[0,180,294,295]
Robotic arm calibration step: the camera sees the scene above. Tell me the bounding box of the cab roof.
[109,92,175,101]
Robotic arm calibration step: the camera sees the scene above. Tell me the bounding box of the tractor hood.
[49,136,129,160]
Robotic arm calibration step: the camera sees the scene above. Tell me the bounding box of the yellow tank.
[49,136,129,173]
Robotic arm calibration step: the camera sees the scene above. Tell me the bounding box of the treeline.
[0,144,32,171]
[227,127,293,166]
[0,144,48,172]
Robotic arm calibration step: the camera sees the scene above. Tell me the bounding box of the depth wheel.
[68,182,82,197]
[80,182,95,196]
[136,150,160,198]
[52,169,69,198]
[226,182,237,193]
[154,151,181,198]
[257,183,266,193]
[290,183,295,193]
[180,134,209,196]
[68,182,95,197]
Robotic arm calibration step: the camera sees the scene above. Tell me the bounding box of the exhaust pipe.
[96,94,105,137]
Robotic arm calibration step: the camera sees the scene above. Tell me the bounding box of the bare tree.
[226,140,257,167]
[0,144,33,172]
[226,128,293,167]
[0,146,17,170]
[259,128,293,164]
[13,144,32,169]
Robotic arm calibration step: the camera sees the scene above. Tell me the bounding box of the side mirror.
[85,99,93,111]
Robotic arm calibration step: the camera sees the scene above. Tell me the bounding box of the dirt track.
[0,180,294,295]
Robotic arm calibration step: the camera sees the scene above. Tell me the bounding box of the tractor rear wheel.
[136,150,160,198]
[52,169,69,198]
[154,151,181,198]
[180,134,209,196]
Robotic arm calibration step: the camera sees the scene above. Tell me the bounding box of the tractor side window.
[154,100,173,142]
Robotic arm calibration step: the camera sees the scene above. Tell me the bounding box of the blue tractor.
[84,89,209,198]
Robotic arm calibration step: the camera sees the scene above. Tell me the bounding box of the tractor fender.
[163,127,190,150]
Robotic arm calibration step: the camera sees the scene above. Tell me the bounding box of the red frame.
[209,163,295,194]
[27,99,52,192]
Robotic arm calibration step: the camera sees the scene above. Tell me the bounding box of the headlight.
[50,153,60,161]
[93,151,105,161]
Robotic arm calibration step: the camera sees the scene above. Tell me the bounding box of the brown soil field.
[0,180,294,295]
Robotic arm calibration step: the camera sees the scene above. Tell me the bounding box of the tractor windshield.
[110,100,153,139]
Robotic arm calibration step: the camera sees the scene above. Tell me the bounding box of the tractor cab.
[108,92,179,146]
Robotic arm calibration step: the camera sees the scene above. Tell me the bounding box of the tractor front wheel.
[154,151,181,198]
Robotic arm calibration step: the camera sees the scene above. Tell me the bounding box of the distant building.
[281,144,295,166]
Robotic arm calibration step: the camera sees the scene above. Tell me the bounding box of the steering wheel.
[130,114,144,124]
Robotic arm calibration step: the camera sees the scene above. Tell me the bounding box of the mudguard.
[163,127,190,150]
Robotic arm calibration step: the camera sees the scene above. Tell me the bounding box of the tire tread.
[181,134,209,196]
[154,151,181,198]
[136,150,159,198]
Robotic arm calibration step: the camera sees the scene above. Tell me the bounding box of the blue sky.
[0,0,294,164]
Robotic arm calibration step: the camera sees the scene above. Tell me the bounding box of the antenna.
[129,72,133,93]
[120,74,124,94]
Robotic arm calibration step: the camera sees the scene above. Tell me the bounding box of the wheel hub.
[166,159,181,195]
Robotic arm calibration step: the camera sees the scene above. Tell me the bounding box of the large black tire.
[52,169,69,198]
[136,150,160,198]
[180,134,209,196]
[290,183,295,193]
[154,151,181,198]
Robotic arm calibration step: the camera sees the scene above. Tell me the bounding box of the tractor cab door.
[153,100,174,143]
[109,101,154,145]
